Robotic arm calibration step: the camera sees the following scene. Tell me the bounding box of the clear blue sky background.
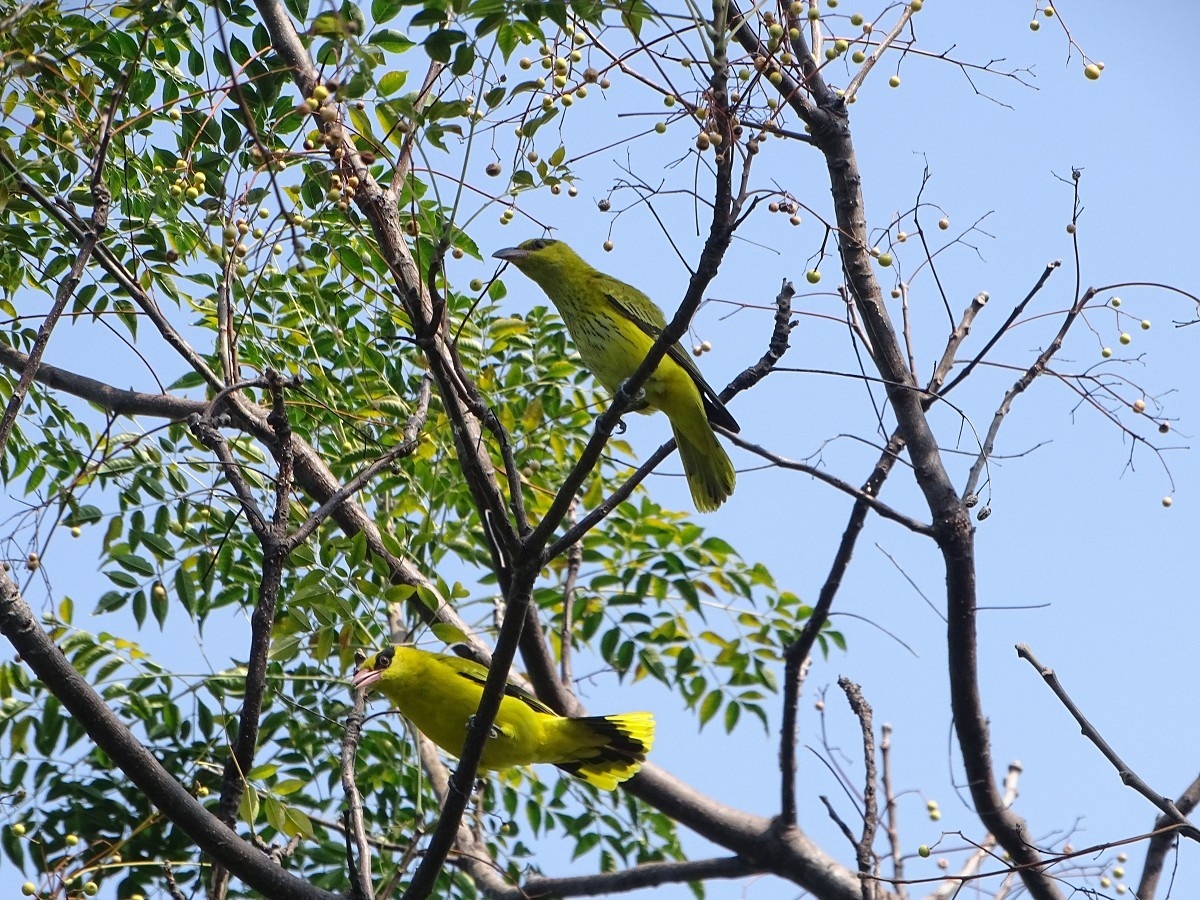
[11,2,1200,898]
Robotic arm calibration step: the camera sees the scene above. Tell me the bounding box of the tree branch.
[1017,644,1200,842]
[0,566,340,900]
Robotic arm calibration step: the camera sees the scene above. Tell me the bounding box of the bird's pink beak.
[352,667,382,691]
[492,247,528,263]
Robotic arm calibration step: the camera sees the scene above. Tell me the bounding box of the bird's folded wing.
[602,290,741,434]
[440,656,559,716]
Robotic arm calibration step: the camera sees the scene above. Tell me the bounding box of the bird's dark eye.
[376,649,393,670]
[524,238,555,251]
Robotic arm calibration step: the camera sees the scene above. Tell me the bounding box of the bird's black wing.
[448,660,559,716]
[601,288,741,434]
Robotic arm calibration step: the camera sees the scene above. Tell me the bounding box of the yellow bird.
[352,646,654,790]
[493,238,739,512]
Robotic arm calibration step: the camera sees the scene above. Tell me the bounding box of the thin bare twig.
[839,677,879,900]
[1017,644,1200,842]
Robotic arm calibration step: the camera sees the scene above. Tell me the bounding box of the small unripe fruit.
[71,526,81,537]
[1119,332,1131,345]
[807,6,819,19]
[1084,64,1101,80]
[850,13,864,25]
[834,39,849,53]
[768,70,783,85]
[1101,347,1112,358]
[852,50,866,63]
[888,75,901,88]
[918,845,930,858]
[929,810,941,821]
[664,95,676,107]
[1140,319,1151,330]
[910,0,922,10]
[65,833,79,846]
[805,269,821,284]
[1110,297,1121,307]
[1044,5,1055,16]
[877,253,893,267]
[654,121,667,134]
[1029,20,1040,31]
[12,823,26,836]
[469,279,483,291]
[84,884,99,896]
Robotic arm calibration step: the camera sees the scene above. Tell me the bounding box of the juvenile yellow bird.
[493,238,739,512]
[353,646,654,790]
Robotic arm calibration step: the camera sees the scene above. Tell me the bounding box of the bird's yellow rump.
[493,238,739,512]
[353,646,654,790]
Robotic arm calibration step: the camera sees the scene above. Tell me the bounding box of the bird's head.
[352,648,394,692]
[492,238,582,282]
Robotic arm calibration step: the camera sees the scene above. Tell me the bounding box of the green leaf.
[371,0,403,23]
[93,591,127,614]
[698,689,722,727]
[370,29,414,52]
[240,783,260,827]
[112,553,156,576]
[423,28,466,63]
[378,70,407,96]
